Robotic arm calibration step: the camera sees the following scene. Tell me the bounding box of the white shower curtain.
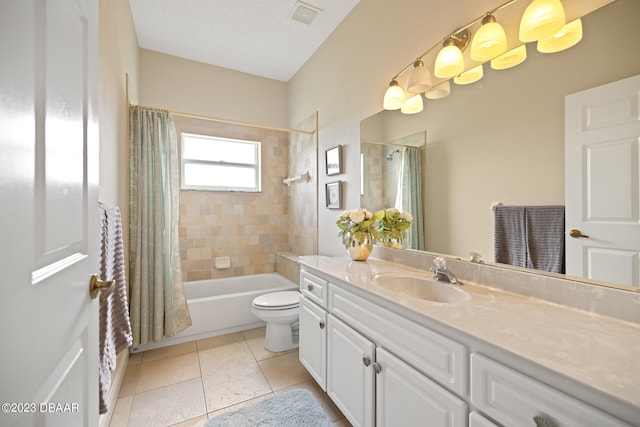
[129,106,191,346]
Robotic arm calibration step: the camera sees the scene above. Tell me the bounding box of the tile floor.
[108,327,351,427]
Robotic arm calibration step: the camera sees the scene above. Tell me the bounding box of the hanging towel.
[525,205,565,274]
[494,206,528,268]
[98,205,133,414]
[494,205,565,274]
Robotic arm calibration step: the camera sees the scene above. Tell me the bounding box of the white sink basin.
[370,272,470,304]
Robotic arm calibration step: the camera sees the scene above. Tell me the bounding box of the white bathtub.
[131,273,298,353]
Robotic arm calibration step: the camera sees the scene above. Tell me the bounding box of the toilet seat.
[252,291,300,311]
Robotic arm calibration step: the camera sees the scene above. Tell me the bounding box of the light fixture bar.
[388,0,518,81]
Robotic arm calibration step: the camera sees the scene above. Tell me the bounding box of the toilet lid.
[253,291,299,310]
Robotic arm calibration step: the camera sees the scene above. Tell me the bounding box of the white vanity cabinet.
[299,267,468,427]
[326,313,467,427]
[470,353,632,427]
[298,260,639,427]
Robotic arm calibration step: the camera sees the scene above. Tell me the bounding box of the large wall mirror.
[360,0,640,291]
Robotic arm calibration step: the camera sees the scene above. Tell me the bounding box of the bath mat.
[204,388,332,427]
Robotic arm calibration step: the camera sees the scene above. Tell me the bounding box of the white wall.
[288,0,640,257]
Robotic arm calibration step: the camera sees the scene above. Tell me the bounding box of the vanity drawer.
[300,270,328,309]
[470,353,631,427]
[329,285,467,397]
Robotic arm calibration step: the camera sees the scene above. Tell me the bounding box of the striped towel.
[98,204,133,414]
[494,205,565,274]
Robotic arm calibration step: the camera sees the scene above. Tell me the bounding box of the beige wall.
[98,0,139,424]
[99,0,139,209]
[138,50,289,128]
[289,0,640,258]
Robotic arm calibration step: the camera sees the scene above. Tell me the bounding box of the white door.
[376,348,467,427]
[327,315,375,427]
[565,74,640,288]
[0,0,100,426]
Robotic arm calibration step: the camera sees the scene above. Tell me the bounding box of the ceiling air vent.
[290,1,322,25]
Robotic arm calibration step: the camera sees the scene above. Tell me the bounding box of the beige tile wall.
[287,112,317,256]
[175,116,291,281]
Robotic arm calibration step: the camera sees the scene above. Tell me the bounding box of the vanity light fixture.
[425,80,451,99]
[401,94,424,114]
[381,0,587,113]
[537,18,582,53]
[434,29,470,79]
[471,14,508,61]
[407,59,433,94]
[491,44,528,69]
[519,0,566,42]
[454,64,484,85]
[383,79,405,110]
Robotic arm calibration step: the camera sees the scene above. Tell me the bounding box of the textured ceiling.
[129,0,360,82]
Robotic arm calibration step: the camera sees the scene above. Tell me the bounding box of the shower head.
[386,149,400,160]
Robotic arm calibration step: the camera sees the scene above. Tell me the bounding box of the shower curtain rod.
[129,103,316,135]
[360,138,425,149]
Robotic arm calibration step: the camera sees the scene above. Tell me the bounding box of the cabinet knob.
[307,284,314,291]
[362,356,371,367]
[373,363,382,374]
[533,415,554,427]
[319,321,325,329]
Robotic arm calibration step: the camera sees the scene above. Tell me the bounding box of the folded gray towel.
[494,205,565,274]
[494,206,527,268]
[525,205,565,274]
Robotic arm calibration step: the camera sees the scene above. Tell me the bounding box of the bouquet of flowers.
[376,208,413,247]
[336,208,383,245]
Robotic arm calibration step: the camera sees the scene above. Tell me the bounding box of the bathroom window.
[180,133,262,192]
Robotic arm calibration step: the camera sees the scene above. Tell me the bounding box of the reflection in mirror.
[360,0,640,291]
[361,129,426,250]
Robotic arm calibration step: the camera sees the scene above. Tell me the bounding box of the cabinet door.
[376,348,467,427]
[327,314,375,427]
[471,353,632,427]
[299,296,327,390]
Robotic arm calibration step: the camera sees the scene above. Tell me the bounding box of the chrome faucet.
[429,257,462,285]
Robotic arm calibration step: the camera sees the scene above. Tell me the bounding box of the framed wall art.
[325,181,342,209]
[325,145,342,176]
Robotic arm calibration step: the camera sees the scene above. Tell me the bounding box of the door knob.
[89,274,115,299]
[569,229,589,238]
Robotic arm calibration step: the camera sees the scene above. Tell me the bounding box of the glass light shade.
[401,94,424,114]
[407,60,433,94]
[471,17,507,61]
[491,44,527,70]
[453,65,484,85]
[425,80,451,99]
[434,42,464,78]
[383,80,405,110]
[519,0,566,42]
[537,18,582,53]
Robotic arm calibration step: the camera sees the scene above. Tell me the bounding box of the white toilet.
[251,291,300,352]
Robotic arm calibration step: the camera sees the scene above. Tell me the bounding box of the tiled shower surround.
[175,114,317,281]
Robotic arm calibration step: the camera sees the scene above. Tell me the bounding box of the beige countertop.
[297,255,640,413]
